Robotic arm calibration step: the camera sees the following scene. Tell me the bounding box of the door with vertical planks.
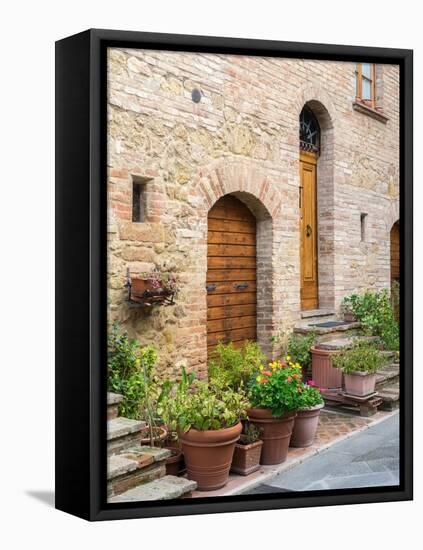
[207,195,257,354]
[300,151,319,310]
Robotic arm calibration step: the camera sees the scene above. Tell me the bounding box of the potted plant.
[341,295,358,322]
[247,359,302,465]
[230,422,263,476]
[290,382,324,447]
[332,340,384,397]
[162,370,248,491]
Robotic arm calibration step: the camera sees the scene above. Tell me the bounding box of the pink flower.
[308,379,316,386]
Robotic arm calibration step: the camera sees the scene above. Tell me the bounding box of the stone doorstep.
[300,309,335,320]
[189,410,398,498]
[108,476,198,502]
[108,446,171,480]
[378,383,400,411]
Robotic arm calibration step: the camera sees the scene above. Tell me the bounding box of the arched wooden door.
[207,195,257,354]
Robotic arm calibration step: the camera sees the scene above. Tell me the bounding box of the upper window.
[356,63,376,108]
[299,106,320,154]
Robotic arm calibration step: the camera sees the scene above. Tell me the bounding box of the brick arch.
[189,160,283,220]
[294,82,337,128]
[385,200,400,233]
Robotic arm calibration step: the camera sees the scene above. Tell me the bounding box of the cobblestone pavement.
[246,411,399,493]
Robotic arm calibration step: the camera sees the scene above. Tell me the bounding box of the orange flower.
[262,370,272,376]
[287,375,292,382]
[259,378,268,384]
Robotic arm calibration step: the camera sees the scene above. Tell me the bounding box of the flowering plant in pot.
[332,340,384,397]
[159,369,248,490]
[247,358,302,465]
[230,422,263,476]
[126,268,178,306]
[290,382,324,447]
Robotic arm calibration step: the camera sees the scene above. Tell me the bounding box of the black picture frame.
[55,28,413,521]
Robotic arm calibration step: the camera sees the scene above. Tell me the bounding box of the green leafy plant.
[296,383,324,410]
[286,332,317,371]
[342,290,399,351]
[240,422,261,444]
[159,368,248,432]
[107,322,158,420]
[248,359,303,417]
[332,340,384,375]
[208,341,266,390]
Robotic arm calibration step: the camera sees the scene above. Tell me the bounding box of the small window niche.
[132,176,150,223]
[360,213,368,242]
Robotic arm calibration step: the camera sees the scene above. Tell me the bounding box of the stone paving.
[245,411,399,494]
[190,408,395,498]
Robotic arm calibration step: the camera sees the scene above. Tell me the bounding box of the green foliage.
[107,322,158,420]
[248,360,303,417]
[208,341,266,390]
[296,383,324,410]
[158,368,248,432]
[342,290,399,351]
[332,340,384,375]
[241,422,261,444]
[286,332,317,370]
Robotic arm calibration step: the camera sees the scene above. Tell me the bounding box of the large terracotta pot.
[311,346,343,389]
[290,404,324,447]
[247,408,296,465]
[164,447,186,476]
[179,422,242,491]
[344,372,376,397]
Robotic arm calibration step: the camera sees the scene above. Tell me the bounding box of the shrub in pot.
[290,383,324,447]
[231,422,263,476]
[332,340,384,397]
[160,369,248,491]
[247,359,302,465]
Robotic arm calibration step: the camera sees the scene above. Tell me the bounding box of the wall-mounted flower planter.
[125,276,176,307]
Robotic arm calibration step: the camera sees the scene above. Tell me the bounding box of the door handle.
[306,224,312,237]
[234,283,249,290]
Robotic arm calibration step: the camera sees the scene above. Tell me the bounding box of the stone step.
[378,382,400,411]
[108,446,171,498]
[294,320,361,337]
[315,334,380,350]
[376,363,400,390]
[107,417,147,455]
[108,475,197,503]
[107,392,123,420]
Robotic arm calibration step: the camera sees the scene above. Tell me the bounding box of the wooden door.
[207,195,257,354]
[390,221,400,285]
[300,151,318,310]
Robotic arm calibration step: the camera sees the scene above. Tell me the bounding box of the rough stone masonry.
[107,48,399,378]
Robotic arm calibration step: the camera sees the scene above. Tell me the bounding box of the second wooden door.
[207,195,257,354]
[300,151,319,310]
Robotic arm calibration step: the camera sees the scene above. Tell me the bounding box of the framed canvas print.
[55,29,413,521]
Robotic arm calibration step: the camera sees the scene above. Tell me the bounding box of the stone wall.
[107,48,399,378]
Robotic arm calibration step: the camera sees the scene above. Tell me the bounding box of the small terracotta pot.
[247,408,296,465]
[311,346,343,389]
[164,447,186,476]
[140,426,167,446]
[179,422,242,491]
[230,436,263,476]
[344,372,377,397]
[290,404,323,447]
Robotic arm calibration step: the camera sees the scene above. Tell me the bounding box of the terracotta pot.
[344,372,377,397]
[290,404,324,447]
[164,447,186,476]
[179,422,242,491]
[230,436,263,476]
[247,408,296,465]
[130,278,172,304]
[311,346,343,389]
[140,426,167,446]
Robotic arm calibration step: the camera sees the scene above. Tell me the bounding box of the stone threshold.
[190,409,398,498]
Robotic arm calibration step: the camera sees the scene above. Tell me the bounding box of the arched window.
[299,106,320,154]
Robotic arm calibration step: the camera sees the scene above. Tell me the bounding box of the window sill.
[352,101,389,124]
